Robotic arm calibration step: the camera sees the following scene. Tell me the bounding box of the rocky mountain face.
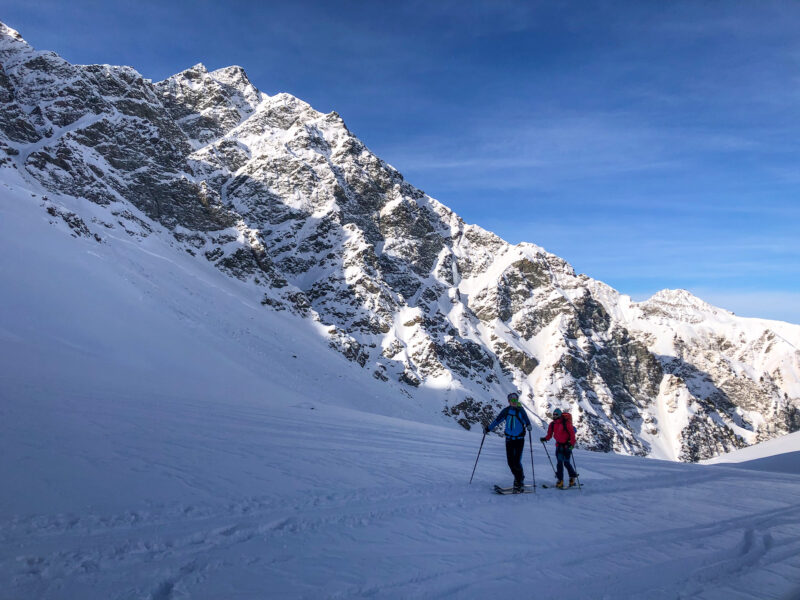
[2,21,798,461]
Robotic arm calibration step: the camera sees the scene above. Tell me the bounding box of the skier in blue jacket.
[485,392,532,491]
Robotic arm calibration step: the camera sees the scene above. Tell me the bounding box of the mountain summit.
[1,21,798,461]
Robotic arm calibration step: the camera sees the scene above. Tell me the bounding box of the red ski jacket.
[544,413,576,446]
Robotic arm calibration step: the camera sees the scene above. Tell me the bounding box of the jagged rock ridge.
[2,21,798,461]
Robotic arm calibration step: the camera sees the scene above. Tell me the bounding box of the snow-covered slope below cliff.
[0,169,443,426]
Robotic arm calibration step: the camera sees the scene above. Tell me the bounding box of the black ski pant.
[505,437,525,484]
[556,444,577,481]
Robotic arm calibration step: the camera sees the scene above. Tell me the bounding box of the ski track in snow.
[2,410,800,600]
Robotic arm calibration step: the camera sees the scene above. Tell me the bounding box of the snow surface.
[703,431,800,474]
[2,174,800,599]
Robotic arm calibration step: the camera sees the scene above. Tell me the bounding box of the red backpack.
[555,412,576,445]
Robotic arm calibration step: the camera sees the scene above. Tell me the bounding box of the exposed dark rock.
[399,370,421,387]
[680,414,747,462]
[492,340,538,375]
[443,396,501,430]
[45,204,101,241]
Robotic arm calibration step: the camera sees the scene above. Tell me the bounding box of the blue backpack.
[505,407,526,438]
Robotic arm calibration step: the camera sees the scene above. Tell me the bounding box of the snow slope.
[2,162,800,599]
[703,431,800,474]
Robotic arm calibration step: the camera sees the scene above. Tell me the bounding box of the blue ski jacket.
[488,406,532,440]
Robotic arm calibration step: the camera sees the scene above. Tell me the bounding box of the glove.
[568,444,574,450]
[483,426,489,434]
[540,437,547,442]
[526,425,532,432]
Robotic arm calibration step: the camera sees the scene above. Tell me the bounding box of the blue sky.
[4,1,799,322]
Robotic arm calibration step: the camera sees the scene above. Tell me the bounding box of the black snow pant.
[556,444,577,482]
[505,437,525,484]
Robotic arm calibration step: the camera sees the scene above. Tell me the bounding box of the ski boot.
[555,480,564,489]
[513,479,524,493]
[569,477,577,487]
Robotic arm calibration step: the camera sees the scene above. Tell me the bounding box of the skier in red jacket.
[540,408,578,488]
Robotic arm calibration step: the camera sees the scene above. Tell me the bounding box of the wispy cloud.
[385,112,685,190]
[381,103,800,199]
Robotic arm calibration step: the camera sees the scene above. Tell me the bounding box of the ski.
[541,484,582,490]
[494,484,535,495]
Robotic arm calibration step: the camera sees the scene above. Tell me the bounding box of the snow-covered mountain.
[1,20,798,462]
[2,22,800,598]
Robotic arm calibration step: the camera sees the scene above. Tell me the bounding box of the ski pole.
[469,430,487,484]
[541,440,557,477]
[571,450,583,492]
[528,430,536,491]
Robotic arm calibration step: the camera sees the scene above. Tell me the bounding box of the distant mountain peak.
[647,288,728,313]
[0,21,25,45]
[0,20,40,66]
[210,64,252,85]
